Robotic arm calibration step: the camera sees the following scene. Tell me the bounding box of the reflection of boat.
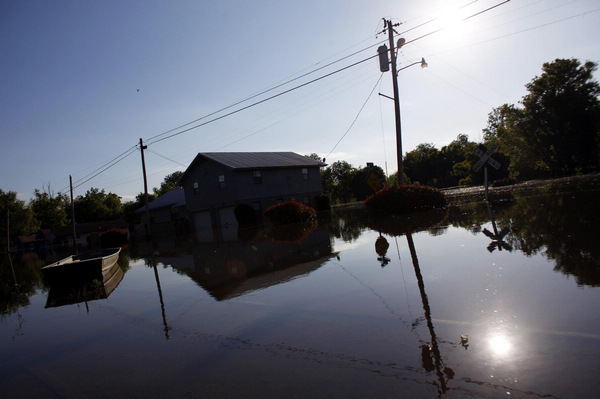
[45,261,124,308]
[41,247,121,282]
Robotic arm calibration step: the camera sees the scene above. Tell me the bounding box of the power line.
[148,54,380,145]
[71,147,139,191]
[146,148,188,168]
[325,73,384,160]
[145,42,384,145]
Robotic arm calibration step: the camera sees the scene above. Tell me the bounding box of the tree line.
[0,171,184,244]
[1,58,598,240]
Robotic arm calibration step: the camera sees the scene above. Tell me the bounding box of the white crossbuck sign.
[473,144,501,172]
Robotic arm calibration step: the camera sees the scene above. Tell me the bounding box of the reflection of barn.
[180,152,326,242]
[157,226,334,301]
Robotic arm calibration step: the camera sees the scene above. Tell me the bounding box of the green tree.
[153,171,184,197]
[305,153,324,162]
[404,143,441,186]
[30,187,70,228]
[321,161,357,204]
[486,59,600,178]
[0,189,39,245]
[74,188,122,223]
[350,164,386,200]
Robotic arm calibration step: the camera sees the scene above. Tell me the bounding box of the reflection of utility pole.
[152,262,171,340]
[6,209,18,288]
[139,138,151,239]
[406,233,453,396]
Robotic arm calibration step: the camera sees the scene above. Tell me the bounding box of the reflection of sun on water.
[489,334,512,356]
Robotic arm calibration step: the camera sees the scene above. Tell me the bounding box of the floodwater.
[1,186,599,398]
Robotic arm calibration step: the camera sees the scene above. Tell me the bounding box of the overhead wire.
[148,54,380,145]
[325,73,384,160]
[71,146,139,191]
[145,42,385,146]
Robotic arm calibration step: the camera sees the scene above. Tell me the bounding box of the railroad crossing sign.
[473,144,501,172]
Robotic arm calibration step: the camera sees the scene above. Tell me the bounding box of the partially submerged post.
[69,175,78,254]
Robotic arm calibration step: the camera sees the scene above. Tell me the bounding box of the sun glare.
[489,334,512,357]
[434,2,470,43]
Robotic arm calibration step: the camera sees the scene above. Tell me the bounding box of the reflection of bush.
[266,220,318,243]
[264,200,318,243]
[365,185,446,215]
[264,200,317,225]
[367,208,448,237]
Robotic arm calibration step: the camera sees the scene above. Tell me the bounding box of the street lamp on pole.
[379,19,427,185]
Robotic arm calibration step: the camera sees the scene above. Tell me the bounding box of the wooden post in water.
[70,175,78,255]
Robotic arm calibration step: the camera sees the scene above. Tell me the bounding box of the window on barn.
[253,170,262,184]
[218,175,226,189]
[193,182,200,195]
[302,168,309,181]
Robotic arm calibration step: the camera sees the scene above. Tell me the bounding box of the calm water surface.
[1,188,599,398]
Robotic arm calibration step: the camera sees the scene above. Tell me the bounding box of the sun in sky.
[433,1,472,44]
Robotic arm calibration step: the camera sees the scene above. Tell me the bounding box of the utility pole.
[139,138,151,239]
[384,19,405,185]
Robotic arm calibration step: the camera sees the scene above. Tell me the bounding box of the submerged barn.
[180,152,326,241]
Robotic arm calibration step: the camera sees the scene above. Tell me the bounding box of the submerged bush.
[264,200,317,225]
[365,185,446,215]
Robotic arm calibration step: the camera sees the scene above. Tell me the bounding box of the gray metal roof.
[135,188,185,213]
[198,152,326,169]
[180,152,327,184]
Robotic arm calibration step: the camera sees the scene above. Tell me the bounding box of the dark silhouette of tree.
[484,59,600,178]
[0,189,39,243]
[30,186,70,228]
[74,188,122,223]
[153,171,184,197]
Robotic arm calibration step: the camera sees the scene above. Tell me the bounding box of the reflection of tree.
[0,255,44,318]
[328,208,366,242]
[448,186,600,286]
[504,191,600,286]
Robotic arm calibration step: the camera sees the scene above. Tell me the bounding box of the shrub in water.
[365,185,446,215]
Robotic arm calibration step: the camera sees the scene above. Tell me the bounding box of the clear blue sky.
[2,0,599,202]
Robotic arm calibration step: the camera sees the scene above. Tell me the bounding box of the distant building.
[179,152,326,241]
[135,188,189,237]
[52,219,129,248]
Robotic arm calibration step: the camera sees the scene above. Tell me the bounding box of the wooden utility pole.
[385,19,405,185]
[139,138,151,239]
[69,175,78,254]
